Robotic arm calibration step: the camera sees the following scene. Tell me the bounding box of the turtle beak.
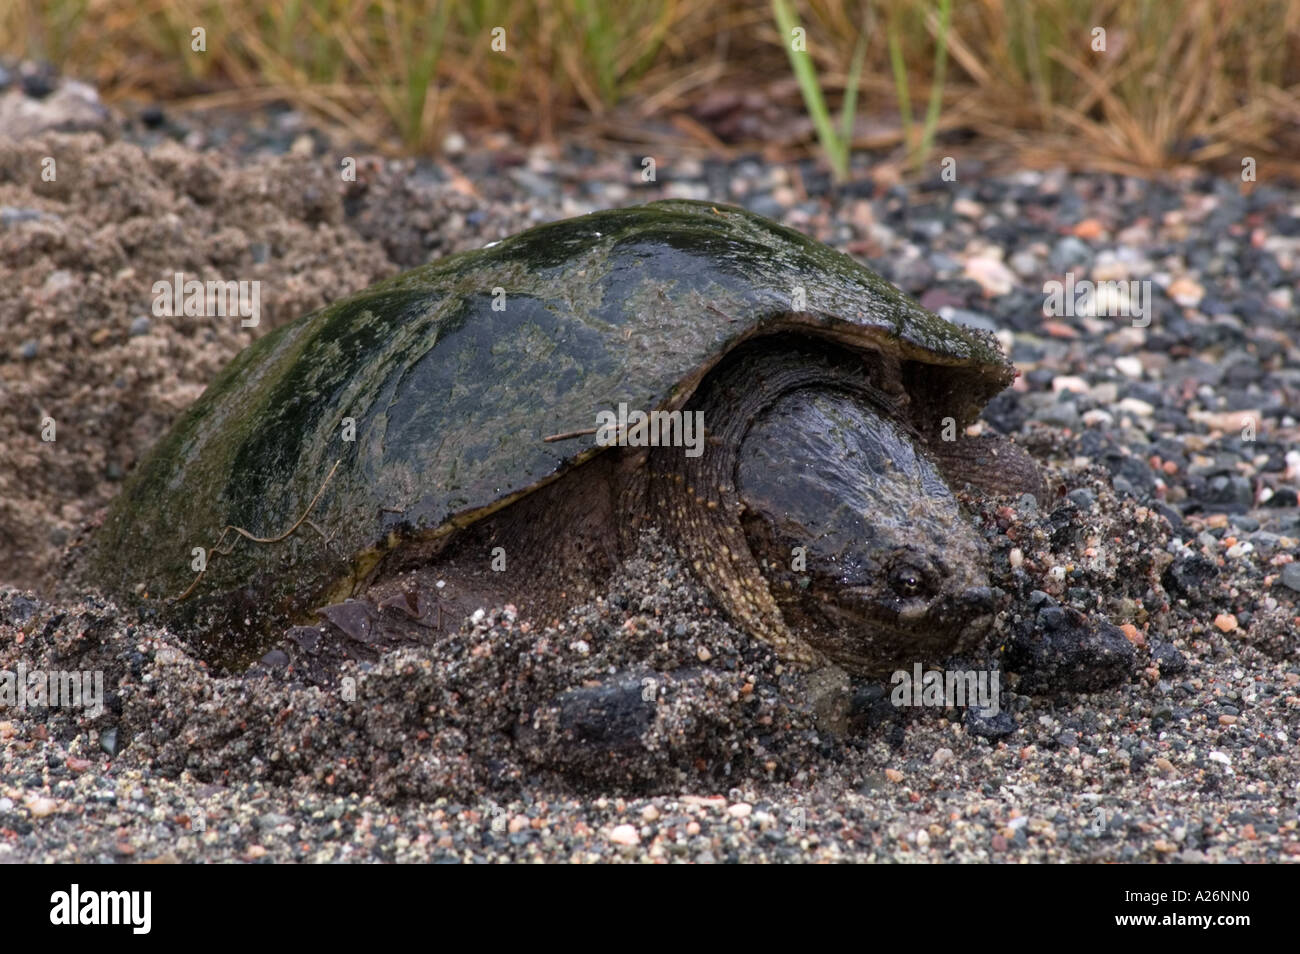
[953,584,997,644]
[959,585,994,614]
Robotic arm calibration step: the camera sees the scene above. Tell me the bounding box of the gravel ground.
[1,70,1298,864]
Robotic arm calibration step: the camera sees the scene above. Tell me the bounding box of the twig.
[543,427,598,442]
[174,459,342,603]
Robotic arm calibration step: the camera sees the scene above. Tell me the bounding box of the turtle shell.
[88,199,1012,647]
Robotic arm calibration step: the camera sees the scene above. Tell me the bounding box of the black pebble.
[1004,606,1136,693]
[20,65,56,99]
[554,671,655,748]
[965,706,1016,739]
[1149,639,1188,675]
[1265,487,1298,507]
[1162,552,1219,602]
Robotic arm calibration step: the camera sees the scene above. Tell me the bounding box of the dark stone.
[1150,639,1188,675]
[1151,501,1184,532]
[4,595,39,624]
[1162,552,1219,602]
[554,671,655,748]
[1199,474,1253,509]
[1004,605,1136,693]
[1101,451,1155,498]
[1047,505,1080,549]
[1066,487,1096,510]
[848,680,905,732]
[1027,590,1056,610]
[20,65,56,99]
[1278,562,1300,593]
[979,390,1029,435]
[1265,487,1298,507]
[964,706,1016,739]
[1228,513,1259,532]
[1025,368,1056,390]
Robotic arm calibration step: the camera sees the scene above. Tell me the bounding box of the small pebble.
[1114,356,1143,379]
[1277,563,1300,592]
[25,796,58,818]
[1167,276,1205,307]
[607,824,639,846]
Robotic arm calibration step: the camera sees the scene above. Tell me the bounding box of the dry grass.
[5,0,1299,177]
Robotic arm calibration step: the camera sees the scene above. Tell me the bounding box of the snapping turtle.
[87,199,1042,680]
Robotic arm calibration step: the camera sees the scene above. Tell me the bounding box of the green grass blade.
[918,0,952,169]
[772,0,846,180]
[839,30,867,151]
[887,17,914,151]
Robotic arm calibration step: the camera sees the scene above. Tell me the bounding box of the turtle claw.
[317,599,379,644]
[376,589,443,630]
[257,590,451,688]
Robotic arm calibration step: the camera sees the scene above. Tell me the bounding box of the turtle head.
[811,534,998,676]
[736,385,997,678]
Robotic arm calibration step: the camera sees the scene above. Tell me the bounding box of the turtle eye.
[889,563,928,599]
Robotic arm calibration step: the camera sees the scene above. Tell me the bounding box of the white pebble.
[25,796,57,818]
[1051,375,1089,394]
[1114,356,1143,379]
[607,824,640,846]
[1089,382,1118,404]
[1082,409,1114,428]
[963,256,1016,296]
[1117,397,1155,417]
